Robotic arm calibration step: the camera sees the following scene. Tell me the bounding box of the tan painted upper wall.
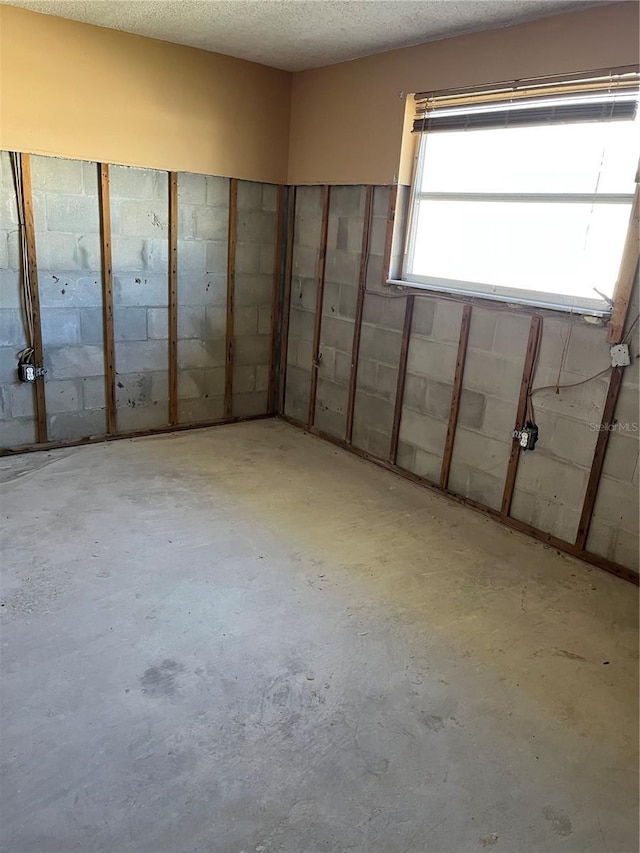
[0,5,292,183]
[288,3,640,185]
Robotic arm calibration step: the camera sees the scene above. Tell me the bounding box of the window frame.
[398,76,639,317]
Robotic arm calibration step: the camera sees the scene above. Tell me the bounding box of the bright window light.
[405,110,639,312]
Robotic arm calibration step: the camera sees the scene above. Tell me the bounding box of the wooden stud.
[500,314,542,517]
[381,185,398,285]
[168,172,179,425]
[268,185,285,414]
[97,163,117,435]
[19,153,47,444]
[224,178,238,419]
[281,412,638,586]
[575,366,624,550]
[278,187,296,414]
[389,294,415,463]
[308,185,331,426]
[607,183,639,344]
[345,185,374,444]
[440,304,472,489]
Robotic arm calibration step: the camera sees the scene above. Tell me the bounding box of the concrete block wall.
[177,172,228,424]
[233,180,277,417]
[0,152,37,446]
[352,186,405,457]
[314,185,365,439]
[110,165,169,432]
[284,186,323,423]
[31,155,107,441]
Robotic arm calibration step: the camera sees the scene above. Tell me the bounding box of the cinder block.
[39,274,102,309]
[148,308,168,340]
[413,448,442,484]
[258,307,272,336]
[115,371,152,407]
[234,334,270,366]
[584,516,615,560]
[262,185,278,213]
[0,347,20,382]
[330,186,364,218]
[178,173,207,206]
[195,206,228,241]
[399,407,447,455]
[353,389,395,435]
[177,306,207,340]
[46,344,105,379]
[295,210,322,249]
[376,363,399,401]
[116,403,167,433]
[236,243,261,274]
[45,379,81,414]
[516,452,587,510]
[9,381,37,418]
[432,300,464,343]
[325,249,358,287]
[237,181,263,211]
[406,336,457,382]
[0,415,37,447]
[289,305,315,343]
[178,367,225,400]
[469,308,498,352]
[403,372,426,411]
[256,364,269,392]
[37,232,101,272]
[109,166,156,200]
[360,323,401,368]
[337,283,357,321]
[111,236,149,273]
[178,274,226,308]
[613,529,639,571]
[396,440,416,471]
[600,432,639,484]
[237,210,277,245]
[30,155,84,195]
[321,315,355,353]
[591,475,639,534]
[151,371,169,403]
[205,307,227,338]
[481,394,518,440]
[424,380,453,421]
[0,310,26,347]
[466,468,505,512]
[178,338,225,370]
[563,322,610,377]
[47,408,107,441]
[233,365,256,394]
[82,376,105,410]
[365,252,384,292]
[462,350,523,398]
[234,275,272,308]
[458,388,486,430]
[119,200,167,237]
[259,243,276,275]
[0,185,18,228]
[450,426,510,478]
[291,277,317,313]
[45,194,99,234]
[530,367,609,420]
[206,177,230,208]
[204,240,228,276]
[293,245,318,279]
[115,340,167,374]
[534,411,598,469]
[362,293,385,326]
[233,390,268,418]
[41,309,81,346]
[315,401,347,440]
[178,395,225,424]
[234,306,259,336]
[113,274,168,308]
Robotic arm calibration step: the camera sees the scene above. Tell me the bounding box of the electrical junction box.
[610,343,631,367]
[18,363,36,382]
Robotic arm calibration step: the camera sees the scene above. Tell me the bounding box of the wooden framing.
[268,186,285,414]
[19,154,47,444]
[308,185,331,426]
[97,163,117,435]
[440,304,472,489]
[381,185,398,285]
[607,183,639,344]
[278,187,296,414]
[389,294,415,463]
[224,178,238,419]
[282,413,638,586]
[345,185,373,444]
[500,314,542,517]
[574,367,624,550]
[168,172,179,425]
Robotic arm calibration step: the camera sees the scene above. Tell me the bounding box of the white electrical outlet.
[610,343,631,367]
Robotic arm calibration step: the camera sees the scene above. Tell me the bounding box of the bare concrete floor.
[0,419,638,853]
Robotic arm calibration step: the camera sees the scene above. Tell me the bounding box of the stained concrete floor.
[0,419,638,853]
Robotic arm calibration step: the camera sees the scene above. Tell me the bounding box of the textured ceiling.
[3,0,609,72]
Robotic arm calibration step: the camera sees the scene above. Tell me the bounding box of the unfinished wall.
[0,152,281,448]
[233,181,278,417]
[176,172,228,424]
[0,153,36,447]
[281,184,640,579]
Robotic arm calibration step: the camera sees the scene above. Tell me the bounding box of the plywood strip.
[268,185,285,414]
[168,171,179,426]
[224,178,238,419]
[440,304,472,489]
[97,163,117,435]
[19,154,47,444]
[607,183,639,344]
[282,413,637,586]
[574,366,624,550]
[345,185,374,444]
[500,314,542,516]
[389,294,415,463]
[308,185,331,426]
[278,187,296,414]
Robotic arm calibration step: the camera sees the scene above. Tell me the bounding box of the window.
[403,72,640,314]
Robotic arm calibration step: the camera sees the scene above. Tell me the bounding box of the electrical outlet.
[18,363,46,382]
[610,343,630,367]
[512,422,538,451]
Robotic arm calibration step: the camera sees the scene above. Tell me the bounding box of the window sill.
[386,278,613,318]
